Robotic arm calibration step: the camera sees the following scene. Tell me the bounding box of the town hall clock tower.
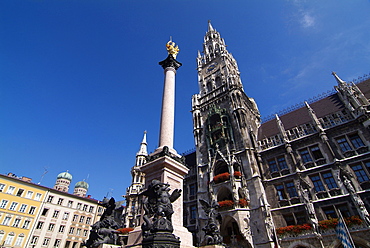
[191,21,277,248]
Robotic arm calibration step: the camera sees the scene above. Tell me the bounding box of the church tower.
[73,180,89,197]
[124,131,147,228]
[192,21,277,248]
[54,171,72,192]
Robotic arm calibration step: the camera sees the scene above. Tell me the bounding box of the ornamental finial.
[166,38,180,59]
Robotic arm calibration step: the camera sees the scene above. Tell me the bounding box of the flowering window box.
[238,198,248,207]
[213,172,230,184]
[319,216,363,231]
[218,200,235,210]
[277,223,312,237]
[117,227,134,234]
[234,171,241,178]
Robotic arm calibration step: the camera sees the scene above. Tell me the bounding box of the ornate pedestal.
[142,148,193,247]
[142,232,180,248]
[126,147,194,248]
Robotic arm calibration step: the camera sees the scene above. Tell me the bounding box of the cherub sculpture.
[141,179,182,236]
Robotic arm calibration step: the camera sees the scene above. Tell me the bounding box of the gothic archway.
[219,216,252,248]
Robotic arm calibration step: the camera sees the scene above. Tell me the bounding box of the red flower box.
[213,172,230,183]
[318,216,363,230]
[238,198,248,207]
[117,227,134,234]
[276,223,312,235]
[345,216,363,226]
[234,171,241,178]
[318,218,338,230]
[218,200,234,208]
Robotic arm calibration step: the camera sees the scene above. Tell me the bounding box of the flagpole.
[337,210,356,248]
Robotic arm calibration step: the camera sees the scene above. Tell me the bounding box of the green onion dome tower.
[73,180,89,197]
[54,171,73,193]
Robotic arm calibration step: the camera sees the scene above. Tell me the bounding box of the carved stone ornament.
[199,199,224,246]
[159,54,182,70]
[343,176,370,226]
[141,180,182,248]
[146,146,185,164]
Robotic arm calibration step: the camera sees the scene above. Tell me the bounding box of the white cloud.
[301,12,315,28]
[287,0,316,29]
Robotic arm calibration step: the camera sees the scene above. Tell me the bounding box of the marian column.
[127,40,194,248]
[157,41,182,153]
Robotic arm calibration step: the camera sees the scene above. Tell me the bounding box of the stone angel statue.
[199,199,223,246]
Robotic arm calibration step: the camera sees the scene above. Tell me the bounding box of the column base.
[142,232,180,248]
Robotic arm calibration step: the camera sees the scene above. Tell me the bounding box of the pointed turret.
[332,71,346,86]
[196,22,244,96]
[123,132,148,228]
[137,131,147,156]
[275,114,288,142]
[305,101,324,132]
[135,131,148,167]
[207,20,214,32]
[333,71,366,113]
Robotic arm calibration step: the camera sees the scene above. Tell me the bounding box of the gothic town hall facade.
[125,23,370,248]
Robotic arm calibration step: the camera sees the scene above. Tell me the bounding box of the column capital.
[159,55,182,70]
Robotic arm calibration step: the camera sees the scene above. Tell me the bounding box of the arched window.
[215,44,220,54]
[217,187,233,202]
[214,161,229,176]
[207,81,213,93]
[215,76,222,87]
[206,110,235,150]
[5,232,15,245]
[14,233,25,247]
[0,230,5,243]
[208,45,213,53]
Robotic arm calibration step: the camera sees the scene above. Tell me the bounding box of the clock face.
[207,62,218,72]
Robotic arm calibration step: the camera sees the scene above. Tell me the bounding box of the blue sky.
[1,0,370,201]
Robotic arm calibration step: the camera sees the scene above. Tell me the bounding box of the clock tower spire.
[191,22,276,248]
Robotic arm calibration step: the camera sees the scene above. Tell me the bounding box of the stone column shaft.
[159,67,176,149]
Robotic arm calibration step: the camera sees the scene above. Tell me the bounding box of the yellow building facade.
[1,172,103,248]
[0,173,47,247]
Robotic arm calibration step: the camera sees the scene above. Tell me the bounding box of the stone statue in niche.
[301,188,319,233]
[343,176,370,226]
[199,199,224,246]
[141,179,182,237]
[83,197,123,248]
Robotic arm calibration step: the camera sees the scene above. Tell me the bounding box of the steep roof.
[258,94,345,140]
[357,78,370,98]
